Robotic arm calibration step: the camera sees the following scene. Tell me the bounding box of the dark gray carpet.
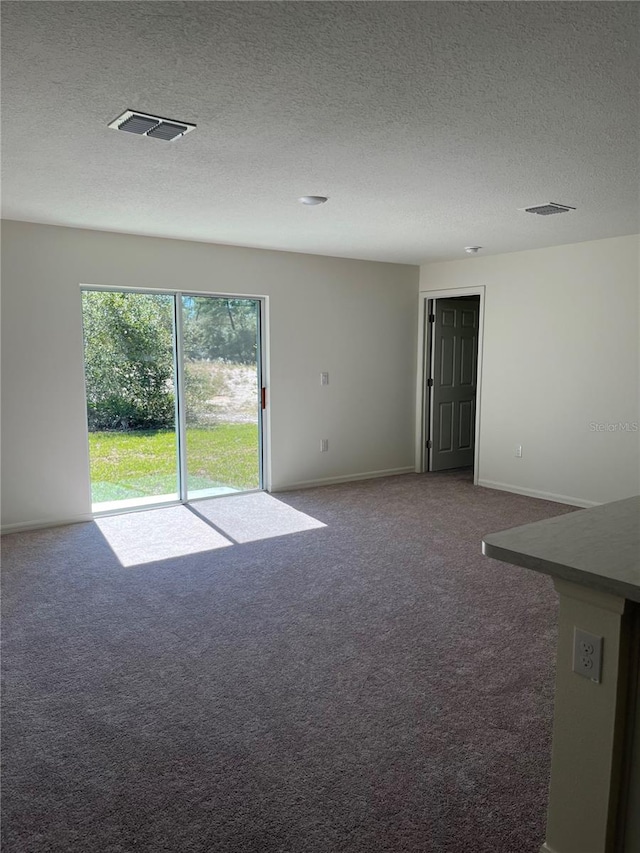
[2,472,577,853]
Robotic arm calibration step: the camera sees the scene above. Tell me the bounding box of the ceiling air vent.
[108,110,196,141]
[522,202,576,216]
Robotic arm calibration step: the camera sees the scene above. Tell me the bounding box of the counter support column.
[542,579,631,853]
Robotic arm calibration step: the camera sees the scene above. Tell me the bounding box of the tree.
[182,297,258,364]
[82,291,175,430]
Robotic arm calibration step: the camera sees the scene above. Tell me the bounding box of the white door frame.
[415,286,486,484]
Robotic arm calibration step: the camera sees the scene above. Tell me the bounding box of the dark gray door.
[430,297,479,471]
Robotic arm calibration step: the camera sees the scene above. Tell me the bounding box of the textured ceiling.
[2,1,639,264]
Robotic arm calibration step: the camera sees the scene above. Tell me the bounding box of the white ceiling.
[2,1,639,264]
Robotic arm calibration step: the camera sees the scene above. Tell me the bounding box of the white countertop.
[482,496,640,602]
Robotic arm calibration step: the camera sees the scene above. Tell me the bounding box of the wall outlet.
[320,439,329,452]
[515,445,522,458]
[320,372,329,386]
[572,627,603,683]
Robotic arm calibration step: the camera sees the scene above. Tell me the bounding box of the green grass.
[88,424,259,503]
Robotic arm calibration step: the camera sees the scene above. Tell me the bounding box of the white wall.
[420,235,640,506]
[1,221,418,531]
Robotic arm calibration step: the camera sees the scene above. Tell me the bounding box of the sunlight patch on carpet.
[96,505,233,567]
[95,494,326,566]
[189,492,327,543]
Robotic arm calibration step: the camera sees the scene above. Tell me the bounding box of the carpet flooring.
[2,472,578,853]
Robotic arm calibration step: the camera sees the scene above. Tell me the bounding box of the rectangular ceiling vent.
[108,110,196,142]
[521,202,576,216]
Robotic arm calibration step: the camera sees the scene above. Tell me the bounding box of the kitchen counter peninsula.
[483,496,640,853]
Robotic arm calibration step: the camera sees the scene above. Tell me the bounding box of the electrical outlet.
[515,445,522,458]
[320,439,329,452]
[572,627,603,683]
[320,372,329,386]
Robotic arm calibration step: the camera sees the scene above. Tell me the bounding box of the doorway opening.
[81,288,265,514]
[417,290,484,479]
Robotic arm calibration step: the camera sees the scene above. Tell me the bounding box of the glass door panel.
[82,290,179,512]
[181,296,261,498]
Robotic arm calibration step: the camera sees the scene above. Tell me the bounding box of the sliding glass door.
[180,297,261,499]
[82,290,180,510]
[82,289,263,513]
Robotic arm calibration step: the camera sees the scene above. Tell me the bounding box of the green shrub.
[82,291,175,431]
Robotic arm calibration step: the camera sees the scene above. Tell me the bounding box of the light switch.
[320,372,329,386]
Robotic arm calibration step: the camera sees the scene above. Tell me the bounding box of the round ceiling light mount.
[465,246,482,254]
[298,195,328,206]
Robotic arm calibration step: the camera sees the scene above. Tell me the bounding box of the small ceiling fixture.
[108,109,196,141]
[465,246,482,254]
[298,196,328,205]
[521,202,576,216]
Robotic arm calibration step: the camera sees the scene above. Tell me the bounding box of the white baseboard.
[1,514,94,535]
[271,466,415,492]
[3,470,414,530]
[3,475,597,531]
[477,479,600,509]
